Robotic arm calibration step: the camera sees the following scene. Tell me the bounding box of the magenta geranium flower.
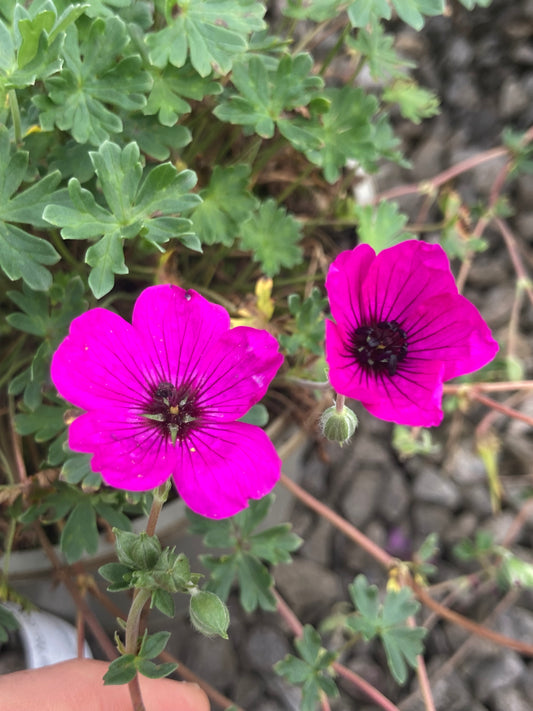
[325,240,498,427]
[51,285,284,518]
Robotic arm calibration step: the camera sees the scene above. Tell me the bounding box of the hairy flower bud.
[320,404,358,445]
[189,590,229,639]
[114,528,162,570]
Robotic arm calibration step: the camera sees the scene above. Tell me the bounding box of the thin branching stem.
[469,391,533,426]
[279,472,395,569]
[279,472,533,657]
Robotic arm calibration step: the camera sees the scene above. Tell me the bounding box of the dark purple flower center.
[348,320,408,376]
[143,382,202,444]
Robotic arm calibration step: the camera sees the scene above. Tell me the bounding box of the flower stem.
[8,90,22,146]
[124,482,171,711]
[469,391,533,427]
[145,480,171,537]
[443,380,533,394]
[335,393,345,414]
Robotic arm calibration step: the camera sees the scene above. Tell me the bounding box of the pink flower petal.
[51,309,148,411]
[52,285,284,516]
[195,326,283,421]
[407,294,499,380]
[358,240,458,326]
[173,422,281,518]
[132,285,230,386]
[69,410,175,490]
[325,240,498,426]
[326,243,375,333]
[360,363,445,427]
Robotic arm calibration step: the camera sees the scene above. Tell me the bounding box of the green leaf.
[353,201,411,253]
[144,63,221,126]
[346,576,425,685]
[346,0,391,26]
[304,87,378,183]
[35,17,152,145]
[14,403,65,441]
[85,232,128,298]
[8,277,87,409]
[123,115,192,161]
[203,551,277,612]
[60,500,99,564]
[43,140,201,296]
[187,510,235,548]
[347,22,415,80]
[90,139,142,219]
[278,288,327,356]
[0,604,19,643]
[202,554,239,601]
[14,2,87,68]
[500,551,533,589]
[383,79,440,123]
[390,0,444,30]
[235,493,274,538]
[151,588,175,617]
[191,164,257,246]
[193,496,298,612]
[453,531,494,562]
[0,126,60,289]
[275,625,338,711]
[0,6,64,91]
[238,403,269,427]
[103,655,138,685]
[214,53,323,141]
[137,659,178,679]
[236,552,277,612]
[94,502,132,533]
[139,630,171,659]
[456,0,492,7]
[83,0,132,18]
[383,624,426,685]
[239,199,302,276]
[249,524,302,564]
[98,562,133,590]
[146,0,266,77]
[60,453,94,486]
[284,0,343,22]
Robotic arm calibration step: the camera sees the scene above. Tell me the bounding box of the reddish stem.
[32,523,117,660]
[443,380,533,393]
[375,146,508,203]
[279,472,533,657]
[496,217,533,308]
[469,391,533,427]
[279,472,394,569]
[412,581,533,657]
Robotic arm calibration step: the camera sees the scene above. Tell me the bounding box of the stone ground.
[2,1,533,709]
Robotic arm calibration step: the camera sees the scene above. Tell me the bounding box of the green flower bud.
[189,590,229,639]
[320,404,358,445]
[114,528,162,570]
